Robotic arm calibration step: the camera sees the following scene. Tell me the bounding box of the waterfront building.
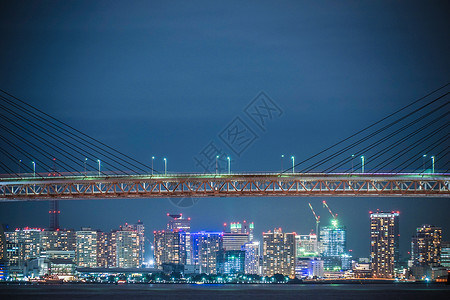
[296,234,318,257]
[226,220,254,241]
[216,249,245,274]
[135,221,145,267]
[320,221,347,270]
[96,231,110,267]
[262,228,296,278]
[154,230,185,267]
[40,229,76,252]
[370,211,399,278]
[441,241,450,268]
[191,231,223,274]
[295,257,324,278]
[115,226,140,268]
[242,241,260,275]
[223,233,249,251]
[411,225,442,267]
[76,228,98,267]
[167,214,191,264]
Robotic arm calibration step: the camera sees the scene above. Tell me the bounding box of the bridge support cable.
[0,90,158,175]
[368,125,449,173]
[281,83,450,174]
[0,133,69,177]
[0,107,125,176]
[395,143,450,174]
[324,110,450,173]
[0,96,142,175]
[295,93,449,174]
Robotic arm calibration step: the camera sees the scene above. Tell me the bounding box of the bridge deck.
[1,173,449,201]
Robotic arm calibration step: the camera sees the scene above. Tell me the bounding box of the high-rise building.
[167,214,191,232]
[262,228,296,278]
[153,230,185,267]
[0,225,6,261]
[320,221,347,270]
[96,231,111,267]
[115,225,140,268]
[216,249,245,274]
[76,228,98,267]
[242,241,260,275]
[135,220,145,267]
[167,214,191,264]
[441,241,450,268]
[9,228,42,264]
[191,232,223,274]
[370,211,399,278]
[40,229,76,252]
[411,225,442,267]
[225,221,254,241]
[296,234,319,257]
[223,233,249,251]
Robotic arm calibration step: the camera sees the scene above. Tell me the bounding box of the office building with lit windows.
[154,230,186,267]
[296,234,319,257]
[320,221,347,270]
[370,211,399,278]
[191,231,223,274]
[223,233,249,251]
[441,241,450,268]
[242,241,260,275]
[115,226,140,268]
[411,225,442,267]
[262,228,296,278]
[75,228,98,268]
[225,221,255,241]
[216,249,245,274]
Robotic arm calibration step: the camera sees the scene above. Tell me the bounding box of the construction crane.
[323,200,339,226]
[308,203,320,237]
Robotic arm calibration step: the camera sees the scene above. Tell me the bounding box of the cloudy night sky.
[0,1,449,261]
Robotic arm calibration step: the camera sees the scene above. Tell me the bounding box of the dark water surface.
[0,283,449,299]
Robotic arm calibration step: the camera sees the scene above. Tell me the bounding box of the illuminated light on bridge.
[0,172,448,201]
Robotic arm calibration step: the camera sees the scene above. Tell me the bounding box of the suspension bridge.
[0,85,449,201]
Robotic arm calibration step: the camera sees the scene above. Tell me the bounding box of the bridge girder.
[0,173,449,201]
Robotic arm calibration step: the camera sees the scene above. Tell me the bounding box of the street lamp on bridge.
[97,159,101,176]
[163,157,167,175]
[216,155,219,175]
[431,156,435,173]
[227,156,231,175]
[361,156,365,173]
[32,161,36,177]
[291,156,295,174]
[152,156,155,176]
[422,154,427,173]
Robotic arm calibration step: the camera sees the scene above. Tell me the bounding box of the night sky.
[0,1,449,261]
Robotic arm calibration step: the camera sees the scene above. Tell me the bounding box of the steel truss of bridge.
[0,173,449,201]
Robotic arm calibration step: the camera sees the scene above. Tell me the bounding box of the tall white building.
[76,228,98,267]
[242,241,260,275]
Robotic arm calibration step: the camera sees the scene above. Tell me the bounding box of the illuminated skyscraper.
[75,228,98,267]
[320,220,347,270]
[411,225,442,267]
[191,232,223,274]
[167,214,191,231]
[262,228,296,278]
[296,234,319,257]
[441,241,450,268]
[223,233,249,251]
[226,220,254,241]
[96,231,110,267]
[115,225,140,268]
[167,214,191,264]
[216,249,245,274]
[40,229,76,252]
[370,211,399,278]
[135,221,145,267]
[0,225,6,261]
[153,230,185,267]
[242,241,260,275]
